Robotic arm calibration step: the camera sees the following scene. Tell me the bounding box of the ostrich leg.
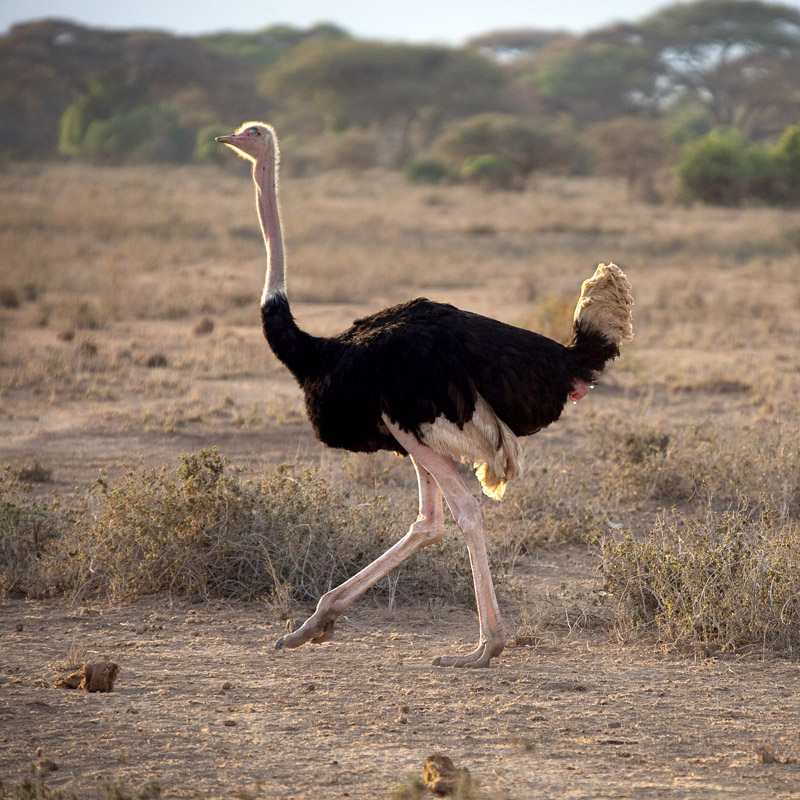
[275,458,445,650]
[382,418,505,668]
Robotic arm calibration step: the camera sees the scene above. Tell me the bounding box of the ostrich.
[216,122,633,668]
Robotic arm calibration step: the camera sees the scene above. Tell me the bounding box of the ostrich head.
[216,121,278,164]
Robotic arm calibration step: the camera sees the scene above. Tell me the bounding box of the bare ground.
[3,588,800,799]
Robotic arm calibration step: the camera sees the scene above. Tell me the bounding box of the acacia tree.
[466,29,569,62]
[586,117,669,201]
[518,25,660,123]
[261,39,505,163]
[641,0,800,137]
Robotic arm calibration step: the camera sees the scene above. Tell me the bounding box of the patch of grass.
[385,769,486,800]
[0,765,164,800]
[0,285,20,309]
[754,743,799,765]
[385,773,427,800]
[62,638,88,671]
[15,457,53,484]
[600,502,800,655]
[595,423,800,514]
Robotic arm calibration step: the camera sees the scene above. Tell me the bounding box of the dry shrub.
[0,468,71,598]
[0,285,20,308]
[15,457,53,484]
[515,294,575,343]
[487,456,606,555]
[22,449,473,608]
[596,422,800,513]
[600,503,800,655]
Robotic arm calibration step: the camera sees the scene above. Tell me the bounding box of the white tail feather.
[573,263,633,345]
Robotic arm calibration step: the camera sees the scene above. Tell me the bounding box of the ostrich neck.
[254,158,285,304]
[253,154,319,386]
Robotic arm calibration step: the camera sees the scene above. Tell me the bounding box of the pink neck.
[254,158,285,303]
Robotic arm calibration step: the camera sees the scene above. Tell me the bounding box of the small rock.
[54,662,119,692]
[423,753,470,797]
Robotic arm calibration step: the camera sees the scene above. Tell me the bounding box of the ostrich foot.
[274,612,338,651]
[432,639,504,668]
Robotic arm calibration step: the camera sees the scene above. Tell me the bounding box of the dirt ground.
[2,411,800,799]
[2,587,800,799]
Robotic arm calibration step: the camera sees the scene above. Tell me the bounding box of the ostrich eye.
[247,127,260,136]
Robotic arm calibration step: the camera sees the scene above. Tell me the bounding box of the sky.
[0,0,777,44]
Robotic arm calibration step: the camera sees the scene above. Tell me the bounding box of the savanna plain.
[1,160,800,799]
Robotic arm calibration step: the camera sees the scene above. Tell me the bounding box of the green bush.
[402,156,455,185]
[83,105,193,163]
[60,100,193,164]
[769,124,800,204]
[433,113,572,178]
[194,124,231,164]
[461,153,517,190]
[676,123,800,206]
[675,127,754,205]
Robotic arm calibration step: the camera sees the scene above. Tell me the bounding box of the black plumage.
[262,293,617,456]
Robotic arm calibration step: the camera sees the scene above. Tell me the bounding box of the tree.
[200,23,348,67]
[261,39,506,162]
[431,113,577,178]
[640,0,800,138]
[586,117,669,201]
[466,29,569,62]
[519,26,660,123]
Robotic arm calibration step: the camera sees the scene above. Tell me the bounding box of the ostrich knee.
[406,517,445,552]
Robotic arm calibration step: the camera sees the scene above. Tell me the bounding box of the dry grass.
[2,161,800,652]
[0,449,475,608]
[600,502,800,656]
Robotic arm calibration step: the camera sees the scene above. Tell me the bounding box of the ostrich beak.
[215,134,235,145]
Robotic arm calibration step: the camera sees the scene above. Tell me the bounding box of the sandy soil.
[2,522,800,798]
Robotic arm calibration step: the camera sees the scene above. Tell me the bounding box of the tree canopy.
[3,0,800,205]
[261,38,505,132]
[641,0,800,136]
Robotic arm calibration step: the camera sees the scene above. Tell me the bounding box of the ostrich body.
[217,122,633,668]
